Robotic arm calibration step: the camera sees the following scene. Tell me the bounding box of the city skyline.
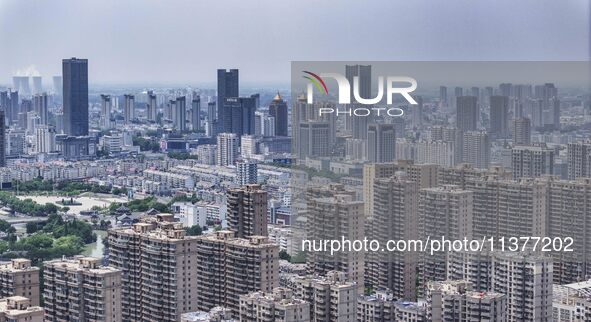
[0,0,589,85]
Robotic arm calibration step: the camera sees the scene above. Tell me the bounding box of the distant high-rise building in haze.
[52,76,62,97]
[173,96,187,132]
[147,91,157,122]
[297,121,330,159]
[62,58,88,136]
[100,94,112,129]
[32,93,48,125]
[499,83,513,97]
[206,101,216,136]
[462,131,490,169]
[227,184,268,238]
[454,87,463,98]
[217,69,239,134]
[268,92,288,137]
[123,94,135,124]
[411,95,423,127]
[346,64,372,139]
[191,95,201,132]
[439,86,447,106]
[12,76,31,97]
[367,123,395,163]
[31,76,42,95]
[0,111,5,167]
[511,144,554,179]
[489,95,509,139]
[9,91,19,125]
[512,117,531,146]
[456,96,478,132]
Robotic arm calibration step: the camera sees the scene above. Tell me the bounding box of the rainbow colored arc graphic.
[302,71,328,94]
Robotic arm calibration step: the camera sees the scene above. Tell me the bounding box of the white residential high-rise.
[216,132,239,166]
[462,131,490,170]
[34,125,56,153]
[236,161,258,185]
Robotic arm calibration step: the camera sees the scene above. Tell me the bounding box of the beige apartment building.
[195,231,279,317]
[363,160,438,217]
[305,184,365,289]
[0,296,43,322]
[108,214,200,322]
[227,184,268,238]
[291,271,357,322]
[0,258,40,306]
[366,174,418,300]
[43,256,122,322]
[419,185,473,289]
[239,287,310,322]
[427,280,507,322]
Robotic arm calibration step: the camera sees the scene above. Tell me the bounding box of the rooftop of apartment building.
[241,287,308,307]
[197,230,276,248]
[110,213,200,241]
[44,256,120,275]
[181,306,235,322]
[0,296,43,316]
[0,258,38,273]
[296,271,357,289]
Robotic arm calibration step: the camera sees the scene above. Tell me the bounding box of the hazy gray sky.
[0,0,588,86]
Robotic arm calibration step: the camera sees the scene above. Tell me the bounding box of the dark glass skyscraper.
[62,58,89,136]
[269,92,288,137]
[217,69,239,134]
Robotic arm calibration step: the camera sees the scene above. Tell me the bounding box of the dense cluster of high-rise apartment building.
[0,60,591,322]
